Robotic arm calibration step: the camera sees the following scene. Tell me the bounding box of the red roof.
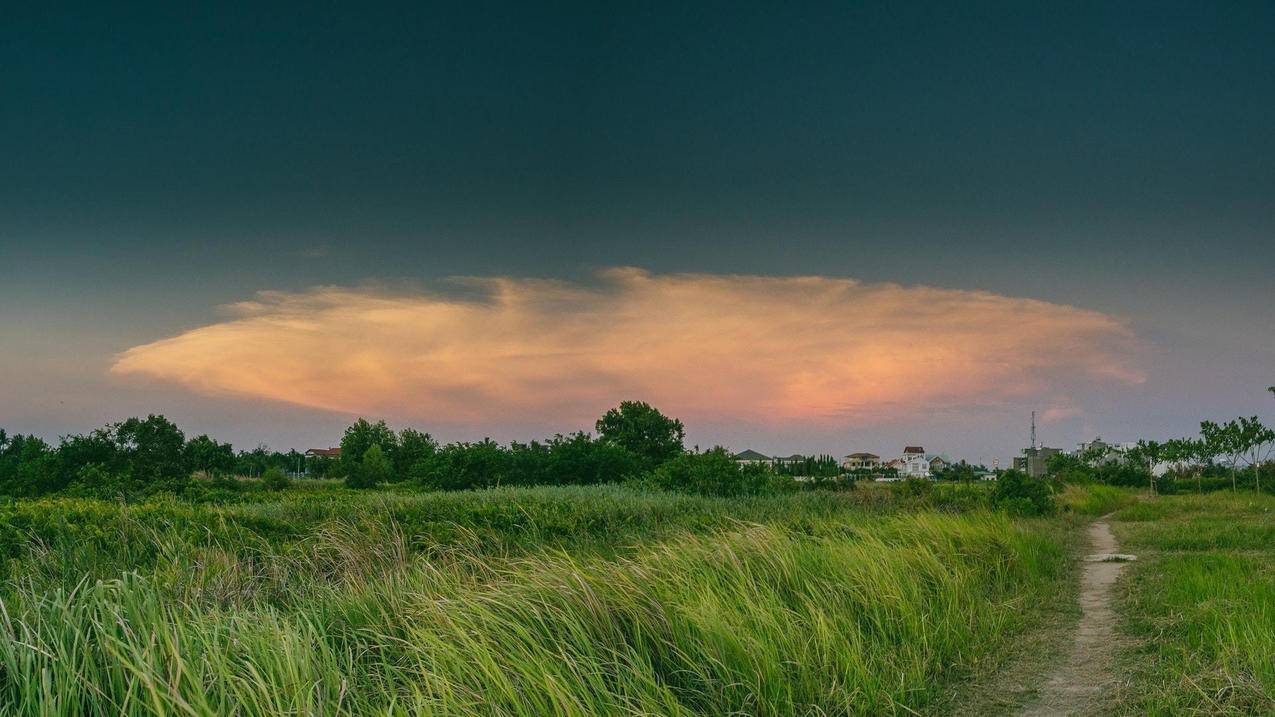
[846,452,879,459]
[903,446,925,454]
[305,447,342,457]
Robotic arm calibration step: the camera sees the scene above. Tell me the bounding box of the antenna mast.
[1030,411,1037,450]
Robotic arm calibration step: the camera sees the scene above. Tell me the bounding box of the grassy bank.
[1112,493,1275,715]
[0,486,1072,715]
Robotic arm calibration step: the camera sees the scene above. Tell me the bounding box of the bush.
[891,477,935,502]
[261,467,292,491]
[991,470,1056,516]
[643,448,795,497]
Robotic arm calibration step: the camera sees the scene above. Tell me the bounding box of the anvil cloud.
[112,269,1143,425]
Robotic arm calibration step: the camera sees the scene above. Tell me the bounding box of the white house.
[901,446,931,478]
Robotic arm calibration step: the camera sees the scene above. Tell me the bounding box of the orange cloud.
[111,268,1143,425]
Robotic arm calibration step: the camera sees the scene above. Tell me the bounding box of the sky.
[2,1,1273,466]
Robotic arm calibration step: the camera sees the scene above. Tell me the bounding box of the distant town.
[730,414,1157,481]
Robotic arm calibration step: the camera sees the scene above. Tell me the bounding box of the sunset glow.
[113,269,1144,425]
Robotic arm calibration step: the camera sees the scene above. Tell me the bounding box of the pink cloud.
[111,268,1144,426]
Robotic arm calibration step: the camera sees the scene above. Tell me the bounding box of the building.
[901,446,930,478]
[1074,438,1136,464]
[305,447,341,458]
[1013,446,1061,477]
[732,449,772,465]
[841,452,881,471]
[927,454,952,473]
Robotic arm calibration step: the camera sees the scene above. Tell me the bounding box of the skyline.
[3,2,1273,465]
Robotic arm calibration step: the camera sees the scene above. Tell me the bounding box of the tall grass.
[1113,493,1275,715]
[0,502,1067,716]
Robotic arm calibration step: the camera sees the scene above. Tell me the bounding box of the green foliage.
[644,448,795,497]
[0,493,1068,716]
[339,418,399,477]
[991,469,1056,516]
[261,467,292,491]
[347,444,392,489]
[891,476,934,502]
[394,428,437,481]
[595,400,686,467]
[115,415,190,486]
[184,434,235,475]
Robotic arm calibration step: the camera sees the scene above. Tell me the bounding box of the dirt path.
[1020,518,1133,717]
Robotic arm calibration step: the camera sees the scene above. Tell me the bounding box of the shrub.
[261,467,292,491]
[892,476,935,502]
[991,470,1056,516]
[644,448,795,497]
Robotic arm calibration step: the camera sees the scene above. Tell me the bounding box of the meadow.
[0,483,1073,716]
[1111,492,1275,715]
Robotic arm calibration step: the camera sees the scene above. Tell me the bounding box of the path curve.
[1020,518,1132,717]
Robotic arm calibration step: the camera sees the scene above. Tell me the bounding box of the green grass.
[1112,493,1275,715]
[1057,484,1139,517]
[0,485,1073,716]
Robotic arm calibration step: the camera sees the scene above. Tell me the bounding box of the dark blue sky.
[3,2,1272,460]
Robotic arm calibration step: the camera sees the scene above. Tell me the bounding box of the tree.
[114,415,189,486]
[1201,420,1244,492]
[185,434,235,476]
[1131,440,1163,495]
[595,401,685,468]
[340,419,399,477]
[1234,416,1275,494]
[347,444,391,489]
[950,461,977,486]
[395,428,438,481]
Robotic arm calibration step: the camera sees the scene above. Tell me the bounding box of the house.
[732,449,772,465]
[879,458,905,481]
[901,446,930,478]
[305,447,341,458]
[841,452,881,471]
[926,454,952,473]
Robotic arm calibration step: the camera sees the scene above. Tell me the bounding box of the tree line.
[1046,415,1275,495]
[0,401,797,500]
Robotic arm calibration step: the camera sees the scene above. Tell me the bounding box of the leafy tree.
[114,415,190,486]
[1130,439,1163,495]
[340,419,399,477]
[185,434,235,476]
[0,434,57,497]
[1161,438,1200,493]
[1202,420,1244,492]
[54,428,120,489]
[395,428,438,481]
[414,439,510,490]
[347,444,391,489]
[261,466,292,491]
[595,401,685,468]
[1234,416,1275,493]
[543,432,642,485]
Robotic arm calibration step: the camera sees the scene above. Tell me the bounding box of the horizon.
[3,2,1273,466]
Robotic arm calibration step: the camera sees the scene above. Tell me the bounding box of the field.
[1,482,1271,716]
[0,483,1073,716]
[1112,492,1275,715]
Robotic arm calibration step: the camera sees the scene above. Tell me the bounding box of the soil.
[1019,519,1132,717]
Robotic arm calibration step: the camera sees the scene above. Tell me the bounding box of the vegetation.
[0,486,1070,716]
[1112,493,1275,714]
